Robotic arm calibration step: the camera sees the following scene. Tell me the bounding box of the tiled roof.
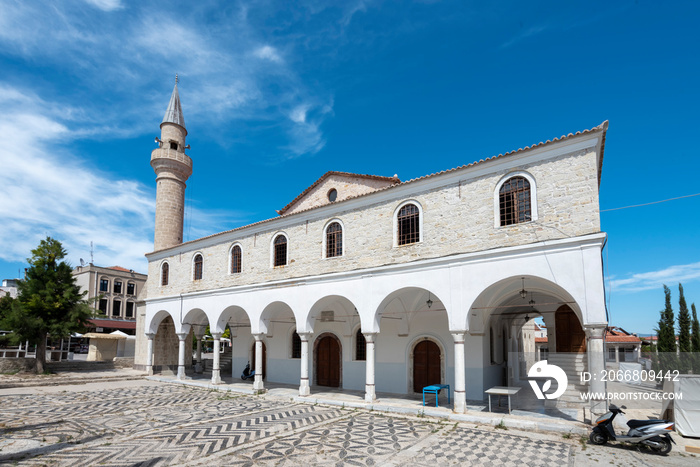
[535,337,548,344]
[606,326,641,343]
[108,266,131,272]
[149,122,608,255]
[277,171,401,215]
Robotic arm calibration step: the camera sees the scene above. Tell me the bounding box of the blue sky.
[0,0,699,334]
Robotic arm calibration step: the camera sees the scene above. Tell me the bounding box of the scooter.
[241,362,255,380]
[590,404,675,454]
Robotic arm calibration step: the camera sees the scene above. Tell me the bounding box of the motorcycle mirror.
[621,405,627,410]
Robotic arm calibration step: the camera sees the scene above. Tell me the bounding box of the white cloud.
[290,104,310,123]
[609,262,700,293]
[254,45,283,63]
[82,0,124,12]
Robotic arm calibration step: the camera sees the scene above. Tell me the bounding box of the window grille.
[499,176,531,226]
[274,235,287,267]
[291,331,301,358]
[326,222,343,258]
[161,263,169,286]
[397,203,420,245]
[355,329,366,361]
[193,254,203,280]
[231,245,242,274]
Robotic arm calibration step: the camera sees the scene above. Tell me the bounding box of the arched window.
[397,203,420,245]
[273,235,287,267]
[291,331,301,359]
[99,277,109,292]
[499,176,531,226]
[161,263,169,286]
[193,254,203,280]
[231,245,242,274]
[326,222,343,258]
[355,328,366,361]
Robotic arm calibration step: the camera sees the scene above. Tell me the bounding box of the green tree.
[0,237,92,373]
[677,284,692,372]
[655,285,677,371]
[691,303,700,373]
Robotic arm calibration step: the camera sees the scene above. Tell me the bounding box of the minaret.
[151,76,193,250]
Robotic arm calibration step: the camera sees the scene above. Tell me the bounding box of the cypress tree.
[692,303,700,353]
[655,285,677,371]
[677,284,692,372]
[0,237,92,373]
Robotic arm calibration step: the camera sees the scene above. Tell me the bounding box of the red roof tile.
[606,326,641,343]
[108,266,131,272]
[535,337,548,344]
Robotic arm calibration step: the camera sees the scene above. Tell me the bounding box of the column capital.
[176,332,189,341]
[210,332,223,339]
[584,325,606,339]
[451,331,466,342]
[145,333,155,340]
[362,332,378,343]
[253,333,264,341]
[298,332,313,341]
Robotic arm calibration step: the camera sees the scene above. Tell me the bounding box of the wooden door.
[316,336,340,387]
[251,342,266,379]
[413,340,441,392]
[555,306,586,353]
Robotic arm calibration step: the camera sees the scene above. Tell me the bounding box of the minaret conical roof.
[162,83,186,129]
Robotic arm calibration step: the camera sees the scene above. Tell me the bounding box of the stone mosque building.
[134,83,610,415]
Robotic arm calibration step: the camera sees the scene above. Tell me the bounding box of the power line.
[601,192,700,212]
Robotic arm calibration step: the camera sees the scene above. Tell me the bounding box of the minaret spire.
[162,74,186,131]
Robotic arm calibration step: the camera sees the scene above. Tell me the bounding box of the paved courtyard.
[0,380,697,466]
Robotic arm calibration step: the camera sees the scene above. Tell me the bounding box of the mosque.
[134,82,609,415]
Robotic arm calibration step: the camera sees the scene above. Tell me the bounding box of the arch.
[408,335,446,393]
[307,294,359,335]
[260,300,296,337]
[323,219,344,259]
[271,232,289,267]
[192,252,203,280]
[218,305,252,335]
[374,286,447,336]
[493,171,538,227]
[160,261,169,286]
[393,200,423,246]
[314,332,342,388]
[146,309,175,335]
[229,243,243,274]
[467,275,582,333]
[182,308,209,328]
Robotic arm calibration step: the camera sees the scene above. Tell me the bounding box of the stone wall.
[147,147,601,297]
[0,357,36,373]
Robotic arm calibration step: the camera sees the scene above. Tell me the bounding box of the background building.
[73,264,147,335]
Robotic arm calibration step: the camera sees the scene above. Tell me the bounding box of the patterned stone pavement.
[1,383,574,466]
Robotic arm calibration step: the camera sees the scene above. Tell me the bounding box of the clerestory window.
[397,203,420,245]
[231,245,242,274]
[325,222,343,258]
[161,263,169,286]
[193,254,203,280]
[273,235,287,267]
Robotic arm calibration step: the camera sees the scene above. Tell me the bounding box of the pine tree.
[0,237,92,373]
[691,303,700,374]
[692,303,700,353]
[655,285,677,371]
[677,284,692,373]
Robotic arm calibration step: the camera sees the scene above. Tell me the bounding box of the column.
[364,333,377,402]
[194,332,204,374]
[146,333,155,376]
[452,332,466,413]
[253,334,265,392]
[211,332,222,384]
[176,332,188,380]
[585,326,606,416]
[614,345,619,363]
[299,332,312,396]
